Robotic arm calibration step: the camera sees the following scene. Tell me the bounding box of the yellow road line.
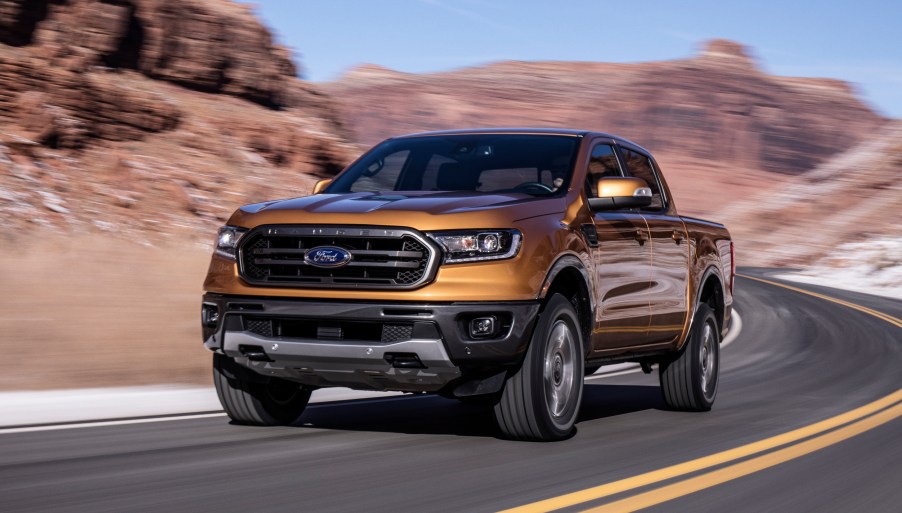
[738,274,902,328]
[500,275,902,513]
[498,390,902,513]
[582,402,902,513]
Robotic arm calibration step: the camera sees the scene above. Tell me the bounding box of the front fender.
[538,253,595,314]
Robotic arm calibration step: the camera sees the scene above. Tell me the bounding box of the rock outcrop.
[326,39,886,176]
[0,0,355,242]
[2,0,300,108]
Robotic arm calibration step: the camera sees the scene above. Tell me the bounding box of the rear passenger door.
[619,145,690,346]
[586,141,653,352]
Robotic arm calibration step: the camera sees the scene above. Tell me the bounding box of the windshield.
[327,134,580,196]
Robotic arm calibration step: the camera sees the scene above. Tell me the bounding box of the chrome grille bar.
[237,225,438,290]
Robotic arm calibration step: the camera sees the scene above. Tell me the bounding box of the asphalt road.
[2,269,900,513]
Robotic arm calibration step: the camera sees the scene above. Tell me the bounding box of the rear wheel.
[213,353,312,425]
[494,294,584,441]
[659,303,719,411]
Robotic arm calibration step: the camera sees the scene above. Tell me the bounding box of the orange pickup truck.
[202,129,734,441]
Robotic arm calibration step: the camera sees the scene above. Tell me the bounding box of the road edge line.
[0,413,228,435]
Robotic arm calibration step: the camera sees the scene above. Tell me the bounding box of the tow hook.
[239,344,274,362]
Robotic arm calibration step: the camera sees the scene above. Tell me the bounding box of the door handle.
[672,231,684,244]
[635,229,648,244]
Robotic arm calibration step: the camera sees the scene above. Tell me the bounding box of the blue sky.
[242,0,902,118]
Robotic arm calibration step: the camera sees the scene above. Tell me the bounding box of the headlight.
[214,226,248,260]
[427,230,521,263]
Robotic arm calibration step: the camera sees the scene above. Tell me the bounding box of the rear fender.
[679,265,726,350]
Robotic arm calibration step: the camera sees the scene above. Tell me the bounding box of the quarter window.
[620,148,664,210]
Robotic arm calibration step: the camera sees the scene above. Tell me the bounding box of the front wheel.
[659,303,720,411]
[213,353,312,425]
[494,294,584,441]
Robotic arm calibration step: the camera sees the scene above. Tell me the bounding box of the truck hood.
[228,191,566,230]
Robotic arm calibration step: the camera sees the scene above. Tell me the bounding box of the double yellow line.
[501,274,902,513]
[740,274,902,329]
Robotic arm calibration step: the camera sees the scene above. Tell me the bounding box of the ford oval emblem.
[304,246,352,268]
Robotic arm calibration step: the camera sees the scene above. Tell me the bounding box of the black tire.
[494,294,584,441]
[213,353,312,425]
[660,303,719,411]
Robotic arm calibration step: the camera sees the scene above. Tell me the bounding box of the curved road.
[2,269,900,512]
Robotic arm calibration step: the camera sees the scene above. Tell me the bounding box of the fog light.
[202,303,220,327]
[469,316,497,338]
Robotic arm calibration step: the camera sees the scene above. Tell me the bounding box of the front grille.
[381,324,414,342]
[243,315,415,343]
[244,318,273,338]
[238,226,437,289]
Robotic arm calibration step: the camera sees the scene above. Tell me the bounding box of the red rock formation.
[0,0,355,243]
[2,0,300,107]
[0,0,54,46]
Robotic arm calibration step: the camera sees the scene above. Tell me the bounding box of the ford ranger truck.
[202,128,734,441]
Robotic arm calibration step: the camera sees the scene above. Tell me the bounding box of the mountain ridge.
[326,39,886,177]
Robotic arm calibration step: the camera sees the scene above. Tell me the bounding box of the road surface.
[1,269,900,513]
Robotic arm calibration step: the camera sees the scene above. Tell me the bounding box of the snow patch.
[777,238,902,300]
[0,386,405,428]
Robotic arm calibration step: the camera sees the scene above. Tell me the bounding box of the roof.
[393,128,648,153]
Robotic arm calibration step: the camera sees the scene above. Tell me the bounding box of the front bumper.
[201,294,540,393]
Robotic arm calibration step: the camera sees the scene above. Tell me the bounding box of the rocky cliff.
[2,0,302,109]
[326,40,886,176]
[0,0,355,242]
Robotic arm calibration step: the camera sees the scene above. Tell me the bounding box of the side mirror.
[588,177,653,211]
[312,179,332,195]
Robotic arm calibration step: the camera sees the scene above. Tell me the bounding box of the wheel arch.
[538,254,594,355]
[695,266,726,336]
